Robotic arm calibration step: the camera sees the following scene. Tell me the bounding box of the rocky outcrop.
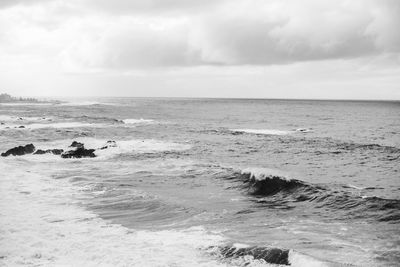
[61,146,96,158]
[33,149,64,155]
[69,141,84,148]
[1,144,35,157]
[100,140,117,150]
[1,140,113,158]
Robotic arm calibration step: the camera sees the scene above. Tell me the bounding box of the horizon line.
[2,92,399,102]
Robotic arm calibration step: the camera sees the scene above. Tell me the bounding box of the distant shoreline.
[0,93,60,104]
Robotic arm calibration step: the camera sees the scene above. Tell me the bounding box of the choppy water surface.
[0,98,399,266]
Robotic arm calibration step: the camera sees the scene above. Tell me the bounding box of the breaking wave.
[208,243,341,267]
[0,117,157,131]
[239,168,316,196]
[0,122,105,130]
[230,128,312,136]
[0,115,52,122]
[122,118,155,124]
[229,168,400,222]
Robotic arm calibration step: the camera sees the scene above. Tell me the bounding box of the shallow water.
[0,98,399,266]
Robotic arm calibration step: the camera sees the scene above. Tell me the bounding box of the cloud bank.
[1,0,399,70]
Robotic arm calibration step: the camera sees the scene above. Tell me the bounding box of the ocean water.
[0,98,399,267]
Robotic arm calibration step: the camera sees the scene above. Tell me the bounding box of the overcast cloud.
[0,0,399,99]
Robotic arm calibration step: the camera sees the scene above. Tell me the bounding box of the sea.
[0,98,399,267]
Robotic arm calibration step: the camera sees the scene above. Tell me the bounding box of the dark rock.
[100,140,117,150]
[215,245,289,265]
[61,147,96,158]
[69,141,84,148]
[18,126,25,128]
[33,149,64,155]
[50,149,64,155]
[33,149,46,155]
[1,144,35,157]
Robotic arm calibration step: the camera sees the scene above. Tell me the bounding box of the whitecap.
[295,128,313,133]
[58,101,118,106]
[0,122,104,130]
[122,118,155,124]
[0,115,52,122]
[346,184,365,190]
[241,167,291,181]
[58,101,101,106]
[231,129,293,135]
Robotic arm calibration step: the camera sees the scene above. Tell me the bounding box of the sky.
[0,0,399,100]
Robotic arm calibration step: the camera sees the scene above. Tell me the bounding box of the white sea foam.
[93,139,191,159]
[0,159,329,266]
[289,251,333,267]
[0,117,155,130]
[0,163,226,267]
[231,129,293,135]
[122,118,155,124]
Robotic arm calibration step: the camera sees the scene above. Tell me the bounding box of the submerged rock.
[61,147,96,158]
[215,245,289,265]
[100,140,117,150]
[1,144,35,157]
[34,149,64,155]
[69,141,84,148]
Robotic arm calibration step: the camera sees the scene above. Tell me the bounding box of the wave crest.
[239,168,317,197]
[228,168,400,222]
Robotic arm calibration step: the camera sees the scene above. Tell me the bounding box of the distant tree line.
[0,93,39,103]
